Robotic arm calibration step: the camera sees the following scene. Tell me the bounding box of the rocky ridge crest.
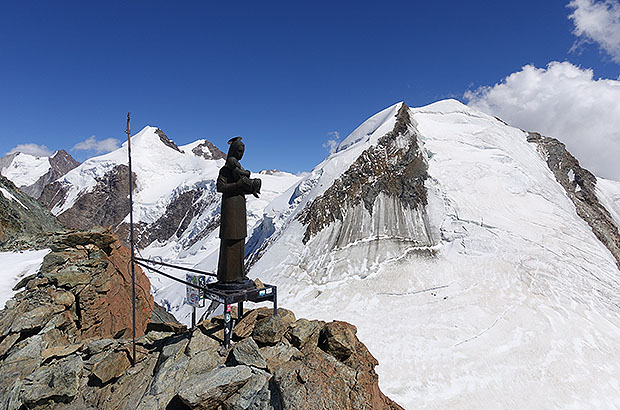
[0,227,401,409]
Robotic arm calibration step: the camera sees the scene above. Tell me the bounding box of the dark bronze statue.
[215,137,261,289]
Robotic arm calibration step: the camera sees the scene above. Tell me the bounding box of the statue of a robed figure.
[215,137,262,290]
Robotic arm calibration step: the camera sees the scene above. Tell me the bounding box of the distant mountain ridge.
[0,150,80,199]
[36,127,225,248]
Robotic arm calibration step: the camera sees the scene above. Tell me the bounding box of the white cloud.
[71,136,120,154]
[6,143,53,157]
[465,61,620,180]
[323,131,341,154]
[568,0,620,62]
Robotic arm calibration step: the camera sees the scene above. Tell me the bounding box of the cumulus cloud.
[568,0,620,62]
[323,131,341,154]
[6,143,53,157]
[71,136,120,154]
[465,61,620,180]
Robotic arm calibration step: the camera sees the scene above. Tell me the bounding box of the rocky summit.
[0,227,401,409]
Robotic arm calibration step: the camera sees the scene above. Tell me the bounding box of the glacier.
[244,100,620,409]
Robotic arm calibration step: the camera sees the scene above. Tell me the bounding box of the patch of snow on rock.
[0,249,50,308]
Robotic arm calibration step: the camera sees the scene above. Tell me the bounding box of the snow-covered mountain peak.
[0,152,51,187]
[336,101,404,153]
[417,97,469,111]
[119,126,181,152]
[0,149,80,198]
[41,126,226,228]
[241,100,620,408]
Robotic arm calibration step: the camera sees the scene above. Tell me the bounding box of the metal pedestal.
[203,283,278,348]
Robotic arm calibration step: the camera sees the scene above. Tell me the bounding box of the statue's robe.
[216,166,248,282]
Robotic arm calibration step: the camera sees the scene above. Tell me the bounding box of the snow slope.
[596,177,620,231]
[0,153,50,188]
[0,187,26,208]
[0,249,50,309]
[246,100,620,409]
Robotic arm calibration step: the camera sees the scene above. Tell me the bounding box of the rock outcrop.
[0,231,401,409]
[192,140,226,160]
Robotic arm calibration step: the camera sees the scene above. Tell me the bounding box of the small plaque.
[185,273,206,307]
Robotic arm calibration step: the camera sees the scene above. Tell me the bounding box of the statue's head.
[227,137,245,160]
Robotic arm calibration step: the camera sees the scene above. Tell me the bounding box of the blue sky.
[2,1,620,174]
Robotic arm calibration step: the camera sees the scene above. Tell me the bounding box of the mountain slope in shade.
[0,175,63,250]
[0,150,80,199]
[242,100,620,409]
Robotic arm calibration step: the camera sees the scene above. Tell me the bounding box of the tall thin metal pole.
[126,112,137,366]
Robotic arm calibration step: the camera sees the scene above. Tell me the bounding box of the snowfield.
[1,153,51,188]
[245,100,620,409]
[0,249,50,309]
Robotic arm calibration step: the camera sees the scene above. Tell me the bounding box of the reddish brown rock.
[233,309,260,339]
[318,320,358,361]
[75,232,153,340]
[273,348,402,410]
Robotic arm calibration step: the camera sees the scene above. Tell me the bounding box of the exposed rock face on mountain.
[155,128,182,152]
[527,132,620,269]
[0,175,63,250]
[0,227,398,409]
[0,150,80,199]
[192,140,227,160]
[41,165,135,231]
[299,103,431,245]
